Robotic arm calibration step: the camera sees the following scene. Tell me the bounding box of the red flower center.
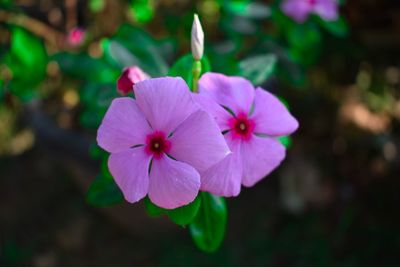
[307,0,317,6]
[229,113,255,141]
[145,131,171,158]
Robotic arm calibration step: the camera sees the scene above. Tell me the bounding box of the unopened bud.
[191,14,204,61]
[117,66,150,95]
[67,27,86,46]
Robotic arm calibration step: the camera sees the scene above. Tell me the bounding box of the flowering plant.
[90,15,298,252]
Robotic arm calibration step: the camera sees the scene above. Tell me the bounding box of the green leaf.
[238,54,277,85]
[189,192,227,252]
[168,54,211,90]
[225,1,270,19]
[279,136,292,148]
[101,39,142,69]
[286,22,321,66]
[79,82,117,128]
[109,24,169,76]
[53,53,119,83]
[287,22,321,50]
[129,0,154,24]
[89,0,105,12]
[5,26,48,100]
[319,16,349,38]
[0,0,14,9]
[144,196,202,226]
[166,196,201,226]
[86,159,124,207]
[144,197,165,217]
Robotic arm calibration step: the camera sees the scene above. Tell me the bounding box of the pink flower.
[97,77,230,209]
[194,73,299,197]
[67,27,85,46]
[281,0,338,23]
[117,66,150,95]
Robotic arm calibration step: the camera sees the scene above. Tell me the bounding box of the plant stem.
[192,60,202,93]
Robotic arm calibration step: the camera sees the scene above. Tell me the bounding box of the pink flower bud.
[117,66,150,95]
[67,27,86,46]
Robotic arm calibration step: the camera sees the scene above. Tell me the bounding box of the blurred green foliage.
[3,26,48,100]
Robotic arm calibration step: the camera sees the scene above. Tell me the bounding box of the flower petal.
[108,147,151,203]
[134,77,199,134]
[251,88,299,136]
[281,0,312,23]
[192,94,232,131]
[314,0,338,21]
[169,110,230,173]
[148,156,200,209]
[200,133,242,197]
[97,97,152,153]
[198,72,255,115]
[241,136,286,187]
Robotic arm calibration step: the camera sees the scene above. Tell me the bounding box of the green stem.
[192,60,202,93]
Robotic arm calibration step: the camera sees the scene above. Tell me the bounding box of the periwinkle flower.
[97,77,230,209]
[281,0,338,23]
[194,73,299,197]
[117,66,150,95]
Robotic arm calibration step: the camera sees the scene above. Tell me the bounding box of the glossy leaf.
[239,54,277,85]
[279,136,292,148]
[101,39,141,69]
[109,24,169,76]
[53,53,119,83]
[168,54,211,90]
[189,192,227,252]
[144,195,202,226]
[144,197,165,217]
[166,196,201,226]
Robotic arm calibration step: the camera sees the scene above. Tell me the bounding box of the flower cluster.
[97,77,230,209]
[281,0,338,23]
[97,67,298,209]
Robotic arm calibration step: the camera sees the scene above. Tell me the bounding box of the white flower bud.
[191,14,204,61]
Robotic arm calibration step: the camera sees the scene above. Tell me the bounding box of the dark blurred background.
[1,0,400,266]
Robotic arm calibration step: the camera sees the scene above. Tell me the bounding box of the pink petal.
[148,155,201,209]
[192,94,232,131]
[198,72,255,115]
[200,133,242,197]
[134,77,199,134]
[251,88,299,137]
[281,0,313,23]
[314,0,338,21]
[97,97,152,153]
[108,147,151,203]
[241,135,286,187]
[169,110,231,173]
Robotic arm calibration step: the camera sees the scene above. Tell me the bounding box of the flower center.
[229,113,255,140]
[145,131,171,158]
[307,0,317,6]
